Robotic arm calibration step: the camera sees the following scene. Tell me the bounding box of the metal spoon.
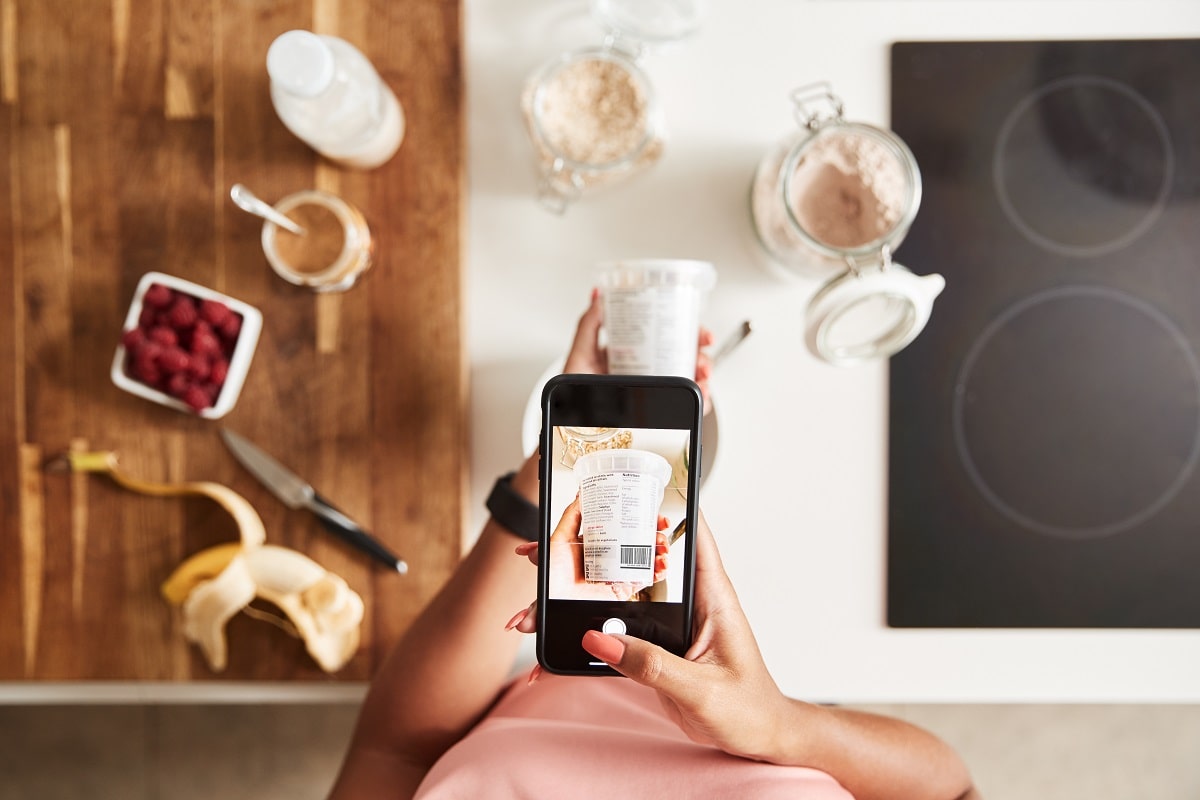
[711,320,752,368]
[229,184,306,235]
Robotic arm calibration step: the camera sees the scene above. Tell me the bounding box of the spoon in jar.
[229,184,306,235]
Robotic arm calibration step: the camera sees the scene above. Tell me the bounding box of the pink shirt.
[415,673,854,799]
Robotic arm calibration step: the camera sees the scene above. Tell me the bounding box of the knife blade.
[219,428,408,574]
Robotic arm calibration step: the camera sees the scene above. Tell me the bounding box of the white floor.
[1,703,1197,799]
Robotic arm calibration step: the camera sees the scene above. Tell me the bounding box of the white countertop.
[465,0,1200,703]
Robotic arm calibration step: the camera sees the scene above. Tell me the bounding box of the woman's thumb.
[582,630,695,698]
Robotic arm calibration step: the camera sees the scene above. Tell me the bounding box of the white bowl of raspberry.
[111,271,263,419]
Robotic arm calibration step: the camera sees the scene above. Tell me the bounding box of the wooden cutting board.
[0,0,464,681]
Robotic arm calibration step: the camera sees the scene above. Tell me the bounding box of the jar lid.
[574,448,673,486]
[596,258,717,292]
[591,0,705,46]
[805,262,945,365]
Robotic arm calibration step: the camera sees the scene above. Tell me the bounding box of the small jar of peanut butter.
[261,189,373,292]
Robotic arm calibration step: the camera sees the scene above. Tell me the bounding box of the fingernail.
[504,607,529,631]
[527,663,543,685]
[582,630,625,665]
[514,541,537,555]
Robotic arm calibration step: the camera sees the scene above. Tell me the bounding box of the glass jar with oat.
[557,425,633,468]
[521,0,704,213]
[750,83,945,365]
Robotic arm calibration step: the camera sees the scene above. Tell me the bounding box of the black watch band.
[486,471,539,542]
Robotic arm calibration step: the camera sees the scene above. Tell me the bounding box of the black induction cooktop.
[887,39,1200,628]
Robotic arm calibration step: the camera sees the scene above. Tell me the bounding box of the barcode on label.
[619,545,653,569]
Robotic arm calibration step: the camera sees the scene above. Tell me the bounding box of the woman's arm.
[327,455,540,799]
[329,291,713,798]
[763,700,978,800]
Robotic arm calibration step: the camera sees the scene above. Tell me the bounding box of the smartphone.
[537,374,702,676]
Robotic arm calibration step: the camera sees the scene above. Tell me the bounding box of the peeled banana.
[69,451,363,673]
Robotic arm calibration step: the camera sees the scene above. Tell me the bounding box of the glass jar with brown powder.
[520,0,704,213]
[751,83,946,365]
[261,189,373,292]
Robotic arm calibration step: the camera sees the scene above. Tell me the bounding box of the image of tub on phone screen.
[537,375,702,676]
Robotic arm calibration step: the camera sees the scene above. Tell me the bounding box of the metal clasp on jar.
[844,242,894,278]
[791,81,845,131]
[601,29,645,61]
[537,157,586,214]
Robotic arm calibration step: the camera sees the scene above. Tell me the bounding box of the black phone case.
[536,374,703,676]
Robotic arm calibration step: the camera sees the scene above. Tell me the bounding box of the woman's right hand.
[575,511,793,762]
[568,517,978,800]
[514,509,788,760]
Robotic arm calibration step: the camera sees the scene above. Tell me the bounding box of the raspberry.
[181,385,211,412]
[166,296,198,330]
[199,299,233,327]
[166,372,191,398]
[143,283,173,309]
[121,327,146,351]
[131,359,162,387]
[157,346,190,375]
[139,307,158,328]
[209,358,229,386]
[148,326,178,347]
[187,356,211,382]
[133,341,163,371]
[190,328,222,359]
[218,313,242,342]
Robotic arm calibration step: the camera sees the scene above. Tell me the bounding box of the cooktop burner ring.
[993,74,1173,258]
[952,285,1200,541]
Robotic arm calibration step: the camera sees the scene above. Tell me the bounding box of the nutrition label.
[605,286,699,378]
[579,470,662,583]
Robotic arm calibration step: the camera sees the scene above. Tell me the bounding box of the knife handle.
[310,493,408,574]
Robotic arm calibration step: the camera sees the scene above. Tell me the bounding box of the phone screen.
[537,375,701,675]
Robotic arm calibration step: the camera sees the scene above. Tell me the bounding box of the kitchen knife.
[219,428,408,574]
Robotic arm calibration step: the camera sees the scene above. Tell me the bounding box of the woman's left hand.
[564,288,716,415]
[537,497,669,602]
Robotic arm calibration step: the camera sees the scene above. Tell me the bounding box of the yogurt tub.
[597,259,716,378]
[574,448,672,584]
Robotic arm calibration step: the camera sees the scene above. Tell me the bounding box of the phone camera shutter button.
[602,617,626,635]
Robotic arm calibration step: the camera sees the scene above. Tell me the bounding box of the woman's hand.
[562,289,609,375]
[514,512,978,800]
[511,510,779,759]
[581,512,790,761]
[564,289,715,414]
[544,497,669,601]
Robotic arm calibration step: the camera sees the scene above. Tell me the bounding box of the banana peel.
[161,543,242,604]
[69,451,364,673]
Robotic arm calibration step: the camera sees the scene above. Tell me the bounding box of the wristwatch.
[486,471,539,542]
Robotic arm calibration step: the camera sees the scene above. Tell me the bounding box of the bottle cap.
[267,30,335,97]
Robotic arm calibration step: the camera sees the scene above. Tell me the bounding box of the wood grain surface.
[0,0,464,681]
